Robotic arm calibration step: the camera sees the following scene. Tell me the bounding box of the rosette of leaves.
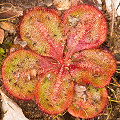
[2,5,116,119]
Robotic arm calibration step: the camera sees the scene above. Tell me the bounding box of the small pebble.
[0,22,15,34]
[14,36,27,47]
[0,29,4,44]
[44,0,53,6]
[53,0,71,10]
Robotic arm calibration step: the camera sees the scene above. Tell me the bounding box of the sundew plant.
[2,5,116,119]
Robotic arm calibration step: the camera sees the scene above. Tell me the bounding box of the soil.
[0,0,120,120]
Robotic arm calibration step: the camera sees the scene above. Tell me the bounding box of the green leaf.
[0,48,5,54]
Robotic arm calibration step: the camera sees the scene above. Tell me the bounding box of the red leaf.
[35,69,74,114]
[20,7,65,64]
[2,50,59,100]
[63,5,107,61]
[68,84,108,118]
[68,49,116,87]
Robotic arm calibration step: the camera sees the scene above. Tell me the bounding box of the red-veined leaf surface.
[35,68,74,114]
[20,7,65,64]
[2,50,59,100]
[68,49,116,87]
[68,84,108,118]
[63,5,107,61]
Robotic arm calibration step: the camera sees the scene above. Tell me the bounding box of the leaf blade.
[63,5,107,61]
[68,49,116,87]
[0,89,29,120]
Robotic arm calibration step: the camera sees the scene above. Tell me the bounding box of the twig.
[0,3,23,21]
[109,99,120,103]
[106,99,113,120]
[0,3,14,13]
[106,86,117,100]
[112,77,120,87]
[110,83,120,87]
[116,61,120,64]
[53,110,67,119]
[110,0,115,39]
